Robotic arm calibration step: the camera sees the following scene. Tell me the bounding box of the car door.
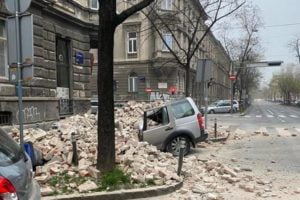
[142,106,175,148]
[216,102,226,113]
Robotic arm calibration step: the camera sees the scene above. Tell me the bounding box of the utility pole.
[15,0,25,149]
[5,0,32,149]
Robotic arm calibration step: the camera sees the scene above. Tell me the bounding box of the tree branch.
[115,0,154,26]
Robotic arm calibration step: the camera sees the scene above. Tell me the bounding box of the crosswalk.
[243,114,299,119]
[220,114,300,119]
[220,125,300,137]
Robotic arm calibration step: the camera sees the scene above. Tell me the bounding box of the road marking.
[267,110,274,115]
[277,117,286,123]
[256,115,262,118]
[289,115,299,118]
[244,115,251,118]
[266,115,274,118]
[278,115,286,118]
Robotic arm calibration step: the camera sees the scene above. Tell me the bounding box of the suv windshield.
[0,129,23,166]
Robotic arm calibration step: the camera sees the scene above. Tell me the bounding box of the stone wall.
[0,1,96,125]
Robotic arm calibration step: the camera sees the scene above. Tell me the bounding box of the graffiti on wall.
[16,106,43,123]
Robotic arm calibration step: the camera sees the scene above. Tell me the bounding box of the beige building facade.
[113,0,231,103]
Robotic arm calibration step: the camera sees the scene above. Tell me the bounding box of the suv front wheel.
[166,136,191,156]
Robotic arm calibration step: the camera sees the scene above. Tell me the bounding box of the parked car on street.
[224,100,239,112]
[138,97,208,156]
[206,100,236,114]
[0,128,41,200]
[201,100,239,114]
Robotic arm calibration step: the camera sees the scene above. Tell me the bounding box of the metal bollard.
[214,118,217,138]
[177,140,185,176]
[71,132,78,166]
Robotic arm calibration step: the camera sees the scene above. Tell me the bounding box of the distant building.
[111,0,231,103]
[0,0,98,125]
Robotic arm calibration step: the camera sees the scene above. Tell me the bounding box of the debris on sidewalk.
[7,100,271,198]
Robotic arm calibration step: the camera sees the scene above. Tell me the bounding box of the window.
[90,0,99,10]
[161,0,172,10]
[56,37,70,88]
[128,32,137,54]
[146,107,169,129]
[171,100,195,119]
[128,72,138,92]
[0,20,7,77]
[0,128,23,167]
[162,33,172,51]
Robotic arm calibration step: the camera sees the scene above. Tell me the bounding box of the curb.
[208,132,230,142]
[42,181,183,200]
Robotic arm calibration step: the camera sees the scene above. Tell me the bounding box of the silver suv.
[0,128,41,200]
[138,97,207,156]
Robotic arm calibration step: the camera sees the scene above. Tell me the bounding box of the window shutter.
[133,77,138,92]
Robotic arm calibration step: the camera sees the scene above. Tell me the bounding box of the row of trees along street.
[267,64,300,104]
[97,0,251,172]
[218,3,263,103]
[263,33,300,104]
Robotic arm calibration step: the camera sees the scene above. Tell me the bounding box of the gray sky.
[251,0,300,87]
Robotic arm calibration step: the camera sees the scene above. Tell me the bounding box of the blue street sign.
[75,52,84,64]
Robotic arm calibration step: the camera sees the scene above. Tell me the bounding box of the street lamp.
[230,60,283,112]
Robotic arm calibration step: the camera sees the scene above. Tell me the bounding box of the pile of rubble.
[8,100,267,198]
[169,155,277,200]
[9,101,182,195]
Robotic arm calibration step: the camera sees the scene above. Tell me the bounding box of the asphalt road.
[133,100,300,199]
[207,99,300,133]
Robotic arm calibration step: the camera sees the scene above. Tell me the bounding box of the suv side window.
[171,100,195,119]
[146,106,169,129]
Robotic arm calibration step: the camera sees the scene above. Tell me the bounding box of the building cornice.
[31,0,99,32]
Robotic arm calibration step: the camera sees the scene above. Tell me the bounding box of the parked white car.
[206,100,238,114]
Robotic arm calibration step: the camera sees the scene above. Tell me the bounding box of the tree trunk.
[97,0,116,172]
[185,65,190,97]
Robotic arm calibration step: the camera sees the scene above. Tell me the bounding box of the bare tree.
[288,36,300,64]
[219,3,263,102]
[97,0,154,172]
[140,0,245,97]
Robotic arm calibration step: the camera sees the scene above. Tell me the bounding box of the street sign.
[7,14,34,66]
[145,88,152,93]
[5,0,32,14]
[158,82,168,89]
[75,52,84,64]
[196,59,212,83]
[168,86,176,94]
[229,74,236,81]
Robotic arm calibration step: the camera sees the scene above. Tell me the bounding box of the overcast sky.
[251,0,300,87]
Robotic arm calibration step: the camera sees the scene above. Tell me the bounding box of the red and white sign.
[168,86,176,94]
[145,88,152,93]
[229,74,236,81]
